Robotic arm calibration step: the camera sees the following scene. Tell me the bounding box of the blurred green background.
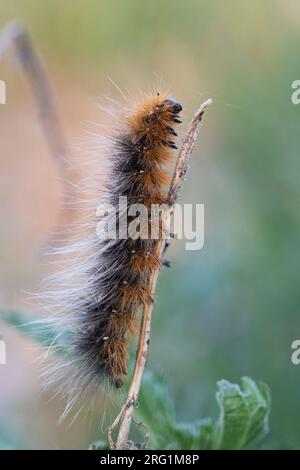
[0,0,300,449]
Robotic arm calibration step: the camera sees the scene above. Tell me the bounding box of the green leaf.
[241,377,271,446]
[139,371,175,430]
[136,371,174,449]
[0,309,65,353]
[213,377,271,450]
[138,372,213,450]
[136,372,270,450]
[165,419,213,450]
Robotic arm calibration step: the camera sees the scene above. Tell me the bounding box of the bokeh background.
[1,0,300,449]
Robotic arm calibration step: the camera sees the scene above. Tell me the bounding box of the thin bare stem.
[168,98,213,205]
[0,20,67,164]
[109,98,212,450]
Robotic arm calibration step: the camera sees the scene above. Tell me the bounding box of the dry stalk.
[0,20,67,164]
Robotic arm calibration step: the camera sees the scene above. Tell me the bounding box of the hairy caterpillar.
[43,93,182,403]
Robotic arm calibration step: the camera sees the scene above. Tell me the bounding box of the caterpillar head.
[128,94,183,150]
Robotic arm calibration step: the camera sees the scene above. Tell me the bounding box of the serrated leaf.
[213,377,271,450]
[241,377,271,446]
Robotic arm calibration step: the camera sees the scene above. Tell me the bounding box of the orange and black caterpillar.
[44,93,182,400]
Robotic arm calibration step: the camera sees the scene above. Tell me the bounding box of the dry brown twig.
[108,98,213,450]
[0,20,67,164]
